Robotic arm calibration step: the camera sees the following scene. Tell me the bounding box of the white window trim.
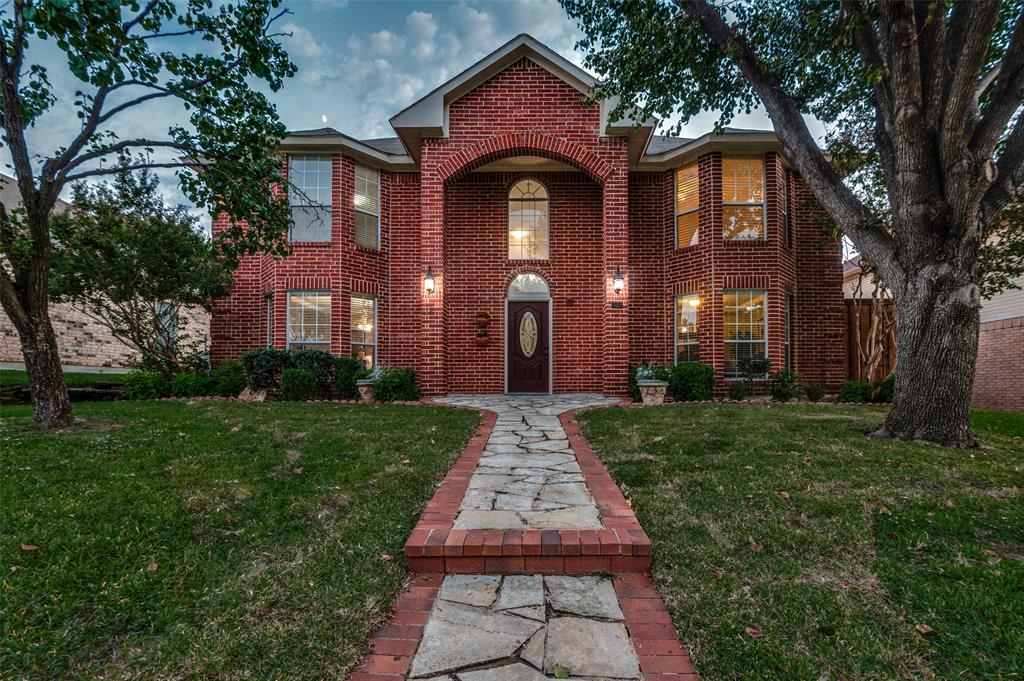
[722,157,768,241]
[288,154,333,243]
[723,288,768,378]
[286,290,331,350]
[674,165,700,250]
[350,293,377,367]
[354,165,381,250]
[674,293,700,363]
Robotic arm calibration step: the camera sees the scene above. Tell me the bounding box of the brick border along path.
[352,395,698,680]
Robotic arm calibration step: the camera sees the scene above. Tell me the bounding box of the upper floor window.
[675,294,701,362]
[508,179,549,260]
[287,291,331,350]
[722,157,765,240]
[354,165,380,249]
[675,163,700,248]
[289,155,332,242]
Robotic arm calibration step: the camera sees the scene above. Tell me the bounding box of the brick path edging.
[404,399,651,574]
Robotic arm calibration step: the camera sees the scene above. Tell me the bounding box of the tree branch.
[970,9,1024,161]
[678,0,898,282]
[981,112,1024,227]
[63,161,208,183]
[58,139,188,179]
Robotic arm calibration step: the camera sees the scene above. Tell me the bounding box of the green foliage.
[727,381,747,400]
[50,171,230,376]
[804,382,826,402]
[838,380,873,403]
[279,368,317,401]
[241,349,292,391]
[667,362,716,401]
[628,363,671,401]
[170,372,215,398]
[211,360,246,398]
[874,374,895,403]
[372,368,421,402]
[334,357,369,400]
[122,371,170,400]
[290,349,336,398]
[769,370,803,401]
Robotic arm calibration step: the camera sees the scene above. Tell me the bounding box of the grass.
[0,400,479,680]
[1,369,127,388]
[579,403,1023,681]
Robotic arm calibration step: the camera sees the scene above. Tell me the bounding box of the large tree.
[0,0,295,427]
[563,0,1024,447]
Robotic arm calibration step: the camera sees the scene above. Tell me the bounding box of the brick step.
[405,526,651,574]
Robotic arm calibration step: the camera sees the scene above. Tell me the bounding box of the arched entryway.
[506,272,551,394]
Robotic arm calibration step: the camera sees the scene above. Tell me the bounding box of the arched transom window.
[508,179,549,260]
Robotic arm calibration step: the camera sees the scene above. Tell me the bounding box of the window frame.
[674,163,700,249]
[350,293,377,369]
[722,288,768,378]
[674,293,701,363]
[721,156,767,241]
[354,164,381,250]
[508,178,550,261]
[285,290,331,351]
[288,154,333,243]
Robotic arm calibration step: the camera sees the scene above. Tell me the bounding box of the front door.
[507,301,549,393]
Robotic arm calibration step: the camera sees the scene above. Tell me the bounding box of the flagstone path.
[352,395,699,681]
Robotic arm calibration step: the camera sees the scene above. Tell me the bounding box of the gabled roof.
[388,33,657,162]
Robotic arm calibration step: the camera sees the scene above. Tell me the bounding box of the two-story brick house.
[211,34,845,396]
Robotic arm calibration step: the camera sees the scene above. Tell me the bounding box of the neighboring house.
[0,173,210,372]
[843,256,1024,412]
[211,34,846,395]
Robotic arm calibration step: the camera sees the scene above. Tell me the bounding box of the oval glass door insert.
[519,311,538,357]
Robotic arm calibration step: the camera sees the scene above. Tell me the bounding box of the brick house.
[211,34,846,396]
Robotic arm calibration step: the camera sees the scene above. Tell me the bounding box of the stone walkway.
[437,395,619,531]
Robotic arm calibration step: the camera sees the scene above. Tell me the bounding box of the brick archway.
[437,132,613,185]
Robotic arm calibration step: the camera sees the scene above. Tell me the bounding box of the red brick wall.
[972,316,1024,411]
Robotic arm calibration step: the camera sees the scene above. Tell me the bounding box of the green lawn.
[1,400,478,679]
[1,369,127,388]
[580,404,1023,681]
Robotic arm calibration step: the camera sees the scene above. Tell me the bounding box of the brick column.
[602,166,630,395]
[418,158,447,395]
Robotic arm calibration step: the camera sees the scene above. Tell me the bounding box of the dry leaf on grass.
[20,544,40,552]
[915,623,935,635]
[777,491,790,501]
[747,536,764,552]
[744,626,763,638]
[147,562,159,572]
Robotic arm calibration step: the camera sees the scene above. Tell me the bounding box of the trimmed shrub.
[628,364,670,402]
[804,382,826,401]
[769,370,802,401]
[373,367,421,402]
[666,362,715,401]
[122,371,171,400]
[334,356,368,400]
[280,368,317,401]
[211,360,246,397]
[874,374,895,403]
[727,381,747,400]
[838,380,872,403]
[241,348,292,390]
[291,349,336,398]
[170,372,215,397]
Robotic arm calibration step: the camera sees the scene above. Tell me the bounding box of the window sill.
[675,242,700,252]
[288,240,334,248]
[354,244,383,253]
[723,238,768,245]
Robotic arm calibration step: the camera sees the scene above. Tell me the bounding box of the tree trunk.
[18,304,74,429]
[873,271,980,448]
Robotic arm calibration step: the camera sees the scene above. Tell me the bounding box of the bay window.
[723,289,767,377]
[675,163,700,248]
[351,293,376,368]
[722,157,765,240]
[675,294,701,362]
[287,291,331,350]
[354,165,380,249]
[289,155,332,242]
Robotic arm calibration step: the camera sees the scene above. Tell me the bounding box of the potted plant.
[475,330,490,346]
[635,365,668,406]
[475,311,491,327]
[356,365,382,403]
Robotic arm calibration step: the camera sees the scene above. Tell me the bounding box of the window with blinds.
[288,155,332,242]
[722,157,765,240]
[723,289,767,377]
[675,163,700,248]
[350,294,376,368]
[354,165,380,249]
[287,292,331,350]
[675,293,701,362]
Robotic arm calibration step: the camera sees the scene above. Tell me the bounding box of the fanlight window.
[508,179,549,260]
[508,273,550,299]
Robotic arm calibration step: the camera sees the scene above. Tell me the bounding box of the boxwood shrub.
[241,349,292,391]
[667,362,715,401]
[170,372,215,397]
[280,368,317,401]
[290,349,335,398]
[372,367,421,402]
[769,370,802,401]
[122,371,171,400]
[838,380,872,403]
[211,360,246,397]
[334,356,368,400]
[727,381,747,400]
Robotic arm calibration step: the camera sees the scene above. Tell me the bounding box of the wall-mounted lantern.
[424,266,436,294]
[612,266,625,295]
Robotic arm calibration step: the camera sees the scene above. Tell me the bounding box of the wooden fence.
[845,299,897,382]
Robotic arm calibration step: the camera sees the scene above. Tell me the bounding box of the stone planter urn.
[637,378,668,406]
[356,378,377,403]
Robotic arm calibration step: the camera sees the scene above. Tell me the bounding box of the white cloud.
[282,22,328,60]
[368,30,404,56]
